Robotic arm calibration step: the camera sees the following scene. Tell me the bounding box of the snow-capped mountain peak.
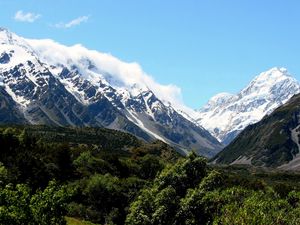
[253,67,289,83]
[0,28,223,157]
[240,67,294,97]
[0,28,34,52]
[0,27,20,45]
[196,67,300,145]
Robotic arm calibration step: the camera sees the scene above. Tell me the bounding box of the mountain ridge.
[196,67,300,145]
[0,28,222,157]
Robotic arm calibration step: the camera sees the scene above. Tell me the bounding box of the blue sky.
[1,0,300,108]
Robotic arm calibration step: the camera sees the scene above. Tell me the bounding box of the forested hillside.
[1,125,300,225]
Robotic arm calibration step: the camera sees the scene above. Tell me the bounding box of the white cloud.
[26,38,187,110]
[54,16,89,29]
[14,10,41,23]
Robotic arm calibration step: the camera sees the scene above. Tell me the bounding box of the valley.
[1,7,300,223]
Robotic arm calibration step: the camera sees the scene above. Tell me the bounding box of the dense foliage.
[0,181,70,225]
[1,125,300,224]
[126,154,300,225]
[0,125,179,224]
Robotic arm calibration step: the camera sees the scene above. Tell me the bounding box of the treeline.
[1,126,300,224]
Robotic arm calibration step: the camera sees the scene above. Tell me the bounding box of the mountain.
[0,28,222,157]
[212,93,300,169]
[196,67,300,145]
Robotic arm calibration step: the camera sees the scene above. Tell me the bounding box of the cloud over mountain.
[27,38,184,107]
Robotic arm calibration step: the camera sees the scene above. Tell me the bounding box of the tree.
[175,170,224,225]
[213,189,300,225]
[126,153,208,225]
[0,181,71,225]
[30,181,71,225]
[0,162,8,185]
[0,184,32,225]
[138,154,164,180]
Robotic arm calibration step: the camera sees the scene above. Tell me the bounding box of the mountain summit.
[0,28,222,157]
[196,67,300,144]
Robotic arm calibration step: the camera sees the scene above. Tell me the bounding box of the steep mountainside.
[0,28,222,157]
[212,93,300,169]
[0,86,26,123]
[196,67,300,145]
